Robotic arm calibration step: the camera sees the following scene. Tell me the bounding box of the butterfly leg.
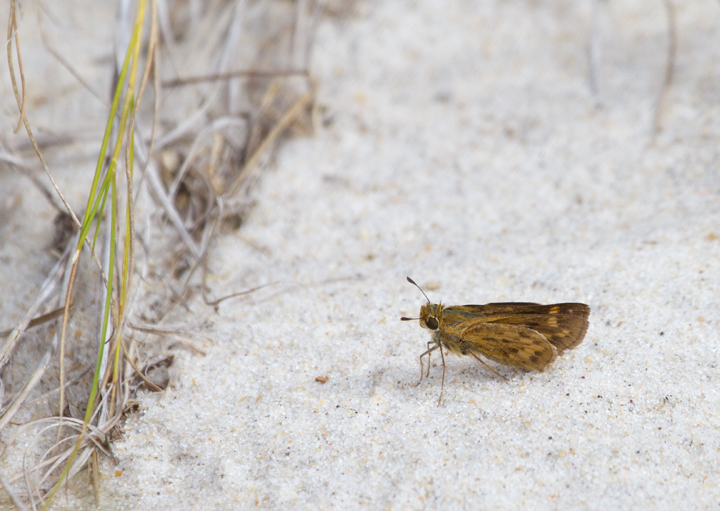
[437,344,446,406]
[417,342,438,386]
[468,352,509,381]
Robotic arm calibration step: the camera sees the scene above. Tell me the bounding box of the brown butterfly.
[401,277,590,405]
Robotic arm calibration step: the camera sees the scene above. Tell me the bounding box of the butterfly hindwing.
[449,320,558,371]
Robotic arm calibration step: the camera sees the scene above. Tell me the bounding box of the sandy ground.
[2,1,720,509]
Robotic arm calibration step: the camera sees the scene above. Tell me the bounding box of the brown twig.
[7,0,26,134]
[162,68,308,88]
[0,307,66,339]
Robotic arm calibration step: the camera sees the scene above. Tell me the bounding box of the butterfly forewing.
[457,303,590,319]
[445,303,590,353]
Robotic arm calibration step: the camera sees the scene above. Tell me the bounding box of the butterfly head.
[419,303,443,331]
[401,277,443,330]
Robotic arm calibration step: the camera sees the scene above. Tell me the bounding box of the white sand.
[3,1,720,509]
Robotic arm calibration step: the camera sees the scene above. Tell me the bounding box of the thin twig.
[162,68,308,87]
[38,12,107,105]
[0,307,66,339]
[119,338,163,392]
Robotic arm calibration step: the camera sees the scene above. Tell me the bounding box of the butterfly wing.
[447,303,590,353]
[448,319,558,371]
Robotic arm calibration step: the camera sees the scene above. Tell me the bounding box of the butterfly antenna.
[406,276,431,304]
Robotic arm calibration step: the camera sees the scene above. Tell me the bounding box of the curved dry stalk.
[6,3,112,292]
[202,278,303,308]
[5,418,108,505]
[129,322,215,352]
[118,339,163,391]
[2,415,104,463]
[0,247,71,440]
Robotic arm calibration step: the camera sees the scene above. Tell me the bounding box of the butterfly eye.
[426,317,439,330]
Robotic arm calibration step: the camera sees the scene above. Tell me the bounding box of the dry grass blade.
[0,307,66,339]
[6,0,26,134]
[162,68,308,88]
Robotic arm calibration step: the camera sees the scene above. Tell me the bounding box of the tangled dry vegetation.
[0,0,332,507]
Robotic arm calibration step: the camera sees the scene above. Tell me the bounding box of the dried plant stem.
[6,0,26,133]
[38,14,106,105]
[162,68,307,87]
[55,248,81,445]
